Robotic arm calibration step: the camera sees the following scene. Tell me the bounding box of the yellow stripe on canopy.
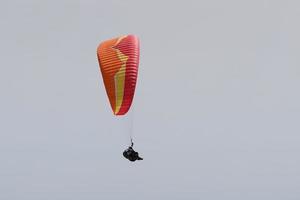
[113,48,128,114]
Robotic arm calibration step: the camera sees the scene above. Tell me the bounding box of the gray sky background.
[0,0,300,199]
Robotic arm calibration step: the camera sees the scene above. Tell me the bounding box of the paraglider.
[123,140,143,162]
[97,35,143,162]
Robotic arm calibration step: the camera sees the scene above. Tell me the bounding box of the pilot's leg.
[137,156,143,160]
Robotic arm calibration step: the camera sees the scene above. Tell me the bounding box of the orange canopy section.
[97,35,140,115]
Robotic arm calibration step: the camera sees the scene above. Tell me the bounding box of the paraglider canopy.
[97,35,140,115]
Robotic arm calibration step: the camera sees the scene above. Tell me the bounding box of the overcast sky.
[0,0,300,199]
